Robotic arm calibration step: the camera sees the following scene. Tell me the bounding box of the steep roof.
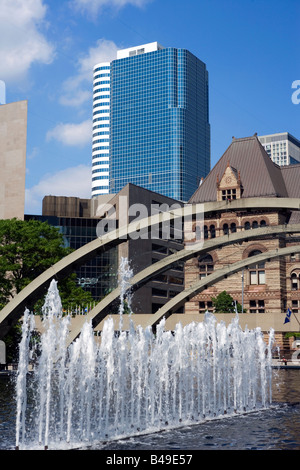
[280,165,300,223]
[189,135,289,203]
[280,165,300,198]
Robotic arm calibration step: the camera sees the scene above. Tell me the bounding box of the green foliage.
[58,274,94,311]
[285,332,300,339]
[211,290,245,313]
[0,217,94,314]
[0,218,71,307]
[0,218,97,360]
[33,273,94,315]
[3,322,23,363]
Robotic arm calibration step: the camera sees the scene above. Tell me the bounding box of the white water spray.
[15,309,35,449]
[15,270,274,450]
[118,257,133,330]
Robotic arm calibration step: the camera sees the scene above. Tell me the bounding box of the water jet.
[14,259,274,450]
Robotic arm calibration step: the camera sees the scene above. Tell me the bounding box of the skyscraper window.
[92,42,210,201]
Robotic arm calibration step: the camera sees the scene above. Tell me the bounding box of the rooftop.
[190,134,300,204]
[117,42,164,60]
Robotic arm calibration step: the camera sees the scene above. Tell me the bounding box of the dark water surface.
[0,369,299,451]
[97,368,300,451]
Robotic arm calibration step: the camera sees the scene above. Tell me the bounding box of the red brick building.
[184,135,300,343]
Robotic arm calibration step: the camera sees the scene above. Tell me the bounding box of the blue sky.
[1,0,299,214]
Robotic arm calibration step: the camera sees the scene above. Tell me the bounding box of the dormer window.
[217,162,242,202]
[222,188,236,201]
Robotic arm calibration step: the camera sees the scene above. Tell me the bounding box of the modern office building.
[92,42,210,202]
[26,196,118,301]
[0,99,27,220]
[94,183,184,314]
[92,62,111,196]
[258,132,300,166]
[27,185,184,312]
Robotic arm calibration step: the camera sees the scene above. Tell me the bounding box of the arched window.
[210,225,216,238]
[260,220,266,227]
[252,221,258,229]
[249,250,265,285]
[198,254,214,279]
[244,221,251,230]
[230,222,237,233]
[204,225,208,239]
[223,223,229,235]
[291,272,299,291]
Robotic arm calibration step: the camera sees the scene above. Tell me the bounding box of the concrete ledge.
[33,311,300,334]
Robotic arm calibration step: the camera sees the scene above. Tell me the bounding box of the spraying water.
[118,257,133,331]
[15,261,274,450]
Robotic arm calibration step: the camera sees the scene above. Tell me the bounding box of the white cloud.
[70,0,150,16]
[25,164,92,214]
[59,39,118,107]
[79,38,119,73]
[0,0,54,84]
[59,89,91,108]
[46,119,92,146]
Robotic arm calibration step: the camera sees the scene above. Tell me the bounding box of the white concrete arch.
[144,245,300,330]
[0,197,299,340]
[66,223,300,345]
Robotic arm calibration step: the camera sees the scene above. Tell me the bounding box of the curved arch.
[230,222,237,233]
[198,253,214,279]
[289,265,300,277]
[144,245,300,330]
[290,269,300,291]
[209,224,216,238]
[65,223,300,345]
[242,242,268,259]
[0,196,300,340]
[198,253,214,264]
[0,205,195,339]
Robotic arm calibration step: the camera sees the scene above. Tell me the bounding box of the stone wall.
[0,100,27,220]
[184,208,300,320]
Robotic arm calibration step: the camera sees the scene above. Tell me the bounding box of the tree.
[33,273,95,315]
[0,218,94,309]
[211,290,245,313]
[0,218,70,305]
[0,218,95,361]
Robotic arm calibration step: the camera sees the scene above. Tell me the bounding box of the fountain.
[14,259,274,450]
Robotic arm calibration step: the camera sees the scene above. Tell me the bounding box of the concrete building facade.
[0,100,27,220]
[39,184,184,313]
[258,132,300,166]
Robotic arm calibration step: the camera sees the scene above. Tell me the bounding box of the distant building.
[258,132,300,166]
[186,135,300,350]
[26,196,118,301]
[30,185,184,312]
[92,42,210,201]
[95,183,184,314]
[92,61,110,196]
[0,100,27,220]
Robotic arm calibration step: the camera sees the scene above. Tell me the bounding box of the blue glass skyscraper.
[92,42,210,201]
